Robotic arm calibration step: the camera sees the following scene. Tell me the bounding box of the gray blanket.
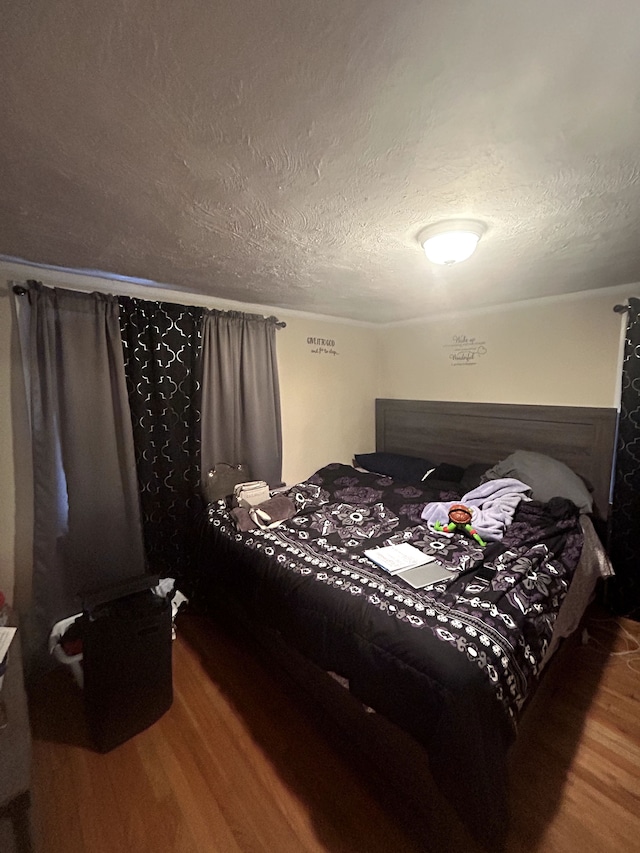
[420,477,531,542]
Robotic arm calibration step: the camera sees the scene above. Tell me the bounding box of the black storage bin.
[80,575,173,752]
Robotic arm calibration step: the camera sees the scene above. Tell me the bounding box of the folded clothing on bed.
[420,477,531,542]
[231,494,297,531]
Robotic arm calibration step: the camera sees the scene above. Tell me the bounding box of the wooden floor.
[28,606,640,853]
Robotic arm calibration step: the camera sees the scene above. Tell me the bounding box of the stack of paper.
[364,543,434,574]
[364,543,454,588]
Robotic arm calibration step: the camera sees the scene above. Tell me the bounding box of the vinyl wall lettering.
[444,334,487,366]
[307,336,339,357]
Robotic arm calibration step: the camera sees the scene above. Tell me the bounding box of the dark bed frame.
[376,398,618,520]
[196,399,620,850]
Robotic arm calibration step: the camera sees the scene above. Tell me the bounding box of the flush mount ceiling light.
[417,220,485,265]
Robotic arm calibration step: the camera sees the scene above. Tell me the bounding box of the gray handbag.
[233,480,270,508]
[203,463,250,504]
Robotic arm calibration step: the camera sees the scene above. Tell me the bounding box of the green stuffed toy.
[433,503,487,547]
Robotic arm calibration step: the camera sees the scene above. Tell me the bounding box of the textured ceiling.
[2,0,640,323]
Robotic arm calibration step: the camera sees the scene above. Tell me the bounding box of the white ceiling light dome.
[418,220,485,265]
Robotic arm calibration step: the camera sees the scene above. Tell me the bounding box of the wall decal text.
[445,334,487,366]
[307,336,339,357]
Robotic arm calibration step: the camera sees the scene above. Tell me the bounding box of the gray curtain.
[16,282,145,676]
[200,310,283,488]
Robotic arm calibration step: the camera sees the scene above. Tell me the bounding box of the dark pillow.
[483,450,593,513]
[424,462,466,484]
[420,479,463,497]
[460,462,494,494]
[353,452,434,482]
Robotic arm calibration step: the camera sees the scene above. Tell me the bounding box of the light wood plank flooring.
[28,606,640,853]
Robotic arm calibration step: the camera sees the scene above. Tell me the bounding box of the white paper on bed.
[364,542,434,574]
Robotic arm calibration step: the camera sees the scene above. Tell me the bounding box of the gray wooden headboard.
[375,399,617,520]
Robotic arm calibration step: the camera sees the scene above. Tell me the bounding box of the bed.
[194,400,617,848]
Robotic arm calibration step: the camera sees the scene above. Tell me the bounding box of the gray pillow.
[483,450,593,514]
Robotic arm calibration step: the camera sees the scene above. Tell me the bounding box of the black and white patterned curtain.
[118,297,204,583]
[608,297,640,621]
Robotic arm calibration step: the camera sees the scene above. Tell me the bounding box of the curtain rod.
[11,281,286,327]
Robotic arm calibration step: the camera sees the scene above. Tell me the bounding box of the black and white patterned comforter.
[198,463,584,844]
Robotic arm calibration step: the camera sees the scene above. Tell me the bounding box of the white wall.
[378,287,639,408]
[0,260,379,605]
[278,317,379,485]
